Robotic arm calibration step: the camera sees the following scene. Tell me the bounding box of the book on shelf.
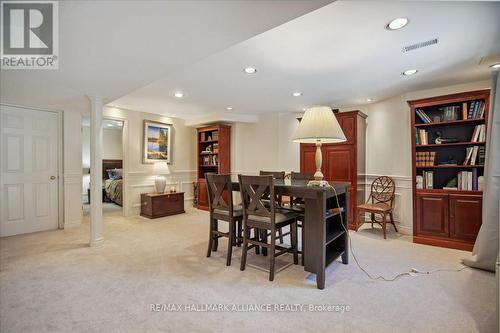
[463,146,482,165]
[422,171,434,189]
[415,128,419,145]
[442,106,460,121]
[416,151,436,166]
[202,155,218,166]
[470,124,485,142]
[467,100,485,119]
[462,102,468,120]
[478,146,486,165]
[416,109,431,123]
[457,170,478,191]
[416,175,423,189]
[417,129,428,145]
[443,187,458,191]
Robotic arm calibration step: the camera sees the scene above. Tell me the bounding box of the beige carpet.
[0,208,496,333]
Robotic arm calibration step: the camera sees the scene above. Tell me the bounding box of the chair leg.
[301,224,305,266]
[237,219,243,246]
[371,213,375,228]
[261,229,268,256]
[253,228,260,255]
[240,224,249,271]
[278,228,284,244]
[382,213,387,239]
[390,212,398,232]
[206,217,214,258]
[269,231,276,281]
[212,219,219,251]
[291,221,298,265]
[226,221,234,266]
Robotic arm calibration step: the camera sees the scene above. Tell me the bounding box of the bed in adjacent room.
[103,159,123,206]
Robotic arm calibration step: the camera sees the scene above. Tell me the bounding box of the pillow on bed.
[114,169,123,179]
[106,169,116,179]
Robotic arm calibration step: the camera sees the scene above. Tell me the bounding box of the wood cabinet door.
[197,180,208,209]
[449,194,482,241]
[323,146,354,182]
[416,193,449,237]
[336,114,355,144]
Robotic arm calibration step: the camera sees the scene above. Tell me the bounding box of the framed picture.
[143,120,172,164]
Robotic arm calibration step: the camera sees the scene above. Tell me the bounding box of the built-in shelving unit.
[196,124,231,210]
[408,89,489,251]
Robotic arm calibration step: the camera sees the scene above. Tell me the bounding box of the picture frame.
[143,120,173,164]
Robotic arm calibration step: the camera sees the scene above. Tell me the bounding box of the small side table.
[140,192,185,219]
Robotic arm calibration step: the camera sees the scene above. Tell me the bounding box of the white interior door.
[0,105,59,237]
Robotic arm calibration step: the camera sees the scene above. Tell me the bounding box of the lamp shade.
[293,106,346,143]
[153,162,170,175]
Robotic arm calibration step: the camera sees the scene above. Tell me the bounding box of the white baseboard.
[64,219,81,229]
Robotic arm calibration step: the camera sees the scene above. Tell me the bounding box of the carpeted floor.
[0,208,496,333]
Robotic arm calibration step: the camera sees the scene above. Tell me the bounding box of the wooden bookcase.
[196,124,231,210]
[408,90,489,251]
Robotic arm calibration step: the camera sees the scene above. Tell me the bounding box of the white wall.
[63,110,83,228]
[231,112,302,175]
[103,107,197,216]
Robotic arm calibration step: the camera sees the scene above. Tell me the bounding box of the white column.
[89,96,104,247]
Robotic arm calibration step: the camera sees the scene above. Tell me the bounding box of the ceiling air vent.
[402,38,438,53]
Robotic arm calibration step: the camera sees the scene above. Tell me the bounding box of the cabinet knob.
[143,202,147,206]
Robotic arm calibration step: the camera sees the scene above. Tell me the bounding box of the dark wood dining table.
[231,178,351,289]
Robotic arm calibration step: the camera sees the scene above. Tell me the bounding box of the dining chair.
[356,176,398,239]
[238,174,299,281]
[259,171,286,242]
[206,173,243,266]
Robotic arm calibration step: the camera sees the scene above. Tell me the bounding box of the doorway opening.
[82,118,124,217]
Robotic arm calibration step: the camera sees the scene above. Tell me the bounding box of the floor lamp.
[293,106,347,186]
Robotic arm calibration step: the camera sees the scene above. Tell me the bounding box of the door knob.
[50,176,56,180]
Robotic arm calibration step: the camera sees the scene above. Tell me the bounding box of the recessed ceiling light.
[107,123,113,127]
[490,63,500,69]
[402,69,418,76]
[292,92,302,97]
[174,92,184,98]
[386,17,409,30]
[226,107,233,111]
[367,98,374,102]
[243,67,257,74]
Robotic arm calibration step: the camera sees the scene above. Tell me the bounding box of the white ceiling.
[0,0,331,112]
[111,1,500,118]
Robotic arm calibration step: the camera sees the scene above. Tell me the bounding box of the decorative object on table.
[153,162,170,193]
[434,131,459,144]
[170,186,176,193]
[143,120,172,164]
[293,106,346,186]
